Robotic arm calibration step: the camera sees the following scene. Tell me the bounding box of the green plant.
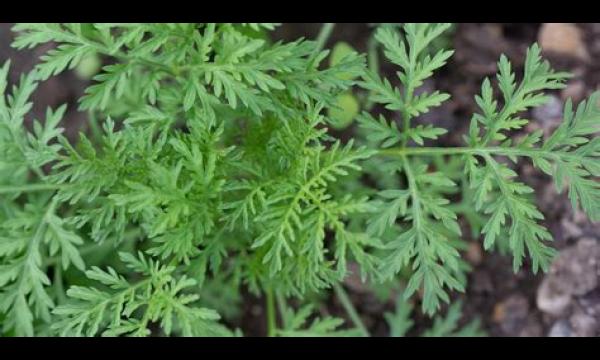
[1,23,599,337]
[385,293,484,337]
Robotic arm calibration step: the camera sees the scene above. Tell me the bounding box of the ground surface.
[2,23,600,337]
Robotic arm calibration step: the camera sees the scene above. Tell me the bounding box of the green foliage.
[385,293,485,337]
[464,44,573,273]
[328,42,361,129]
[358,24,464,315]
[358,23,599,316]
[421,301,484,337]
[52,252,227,336]
[1,22,599,337]
[277,302,361,337]
[2,23,370,337]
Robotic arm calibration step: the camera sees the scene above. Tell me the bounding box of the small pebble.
[465,242,483,266]
[537,237,600,336]
[537,278,572,316]
[519,317,543,337]
[569,310,598,336]
[548,320,574,337]
[561,80,586,103]
[538,23,590,62]
[561,218,584,240]
[578,288,600,317]
[343,262,371,294]
[493,295,529,335]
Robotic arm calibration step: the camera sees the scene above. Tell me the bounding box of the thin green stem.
[332,283,369,337]
[482,153,515,208]
[379,146,474,157]
[313,23,335,55]
[0,183,64,194]
[367,36,380,75]
[365,37,380,111]
[402,156,422,229]
[376,145,570,162]
[400,108,412,149]
[275,293,289,330]
[400,34,420,148]
[15,198,58,295]
[266,286,277,337]
[53,265,67,304]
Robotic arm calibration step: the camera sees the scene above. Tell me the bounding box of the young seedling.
[0,23,598,337]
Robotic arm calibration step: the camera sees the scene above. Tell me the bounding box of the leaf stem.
[54,265,67,304]
[364,36,380,111]
[332,283,369,337]
[401,156,422,229]
[275,293,289,330]
[376,146,570,161]
[313,23,335,55]
[0,183,63,194]
[266,286,277,337]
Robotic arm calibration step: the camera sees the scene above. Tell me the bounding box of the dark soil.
[3,23,600,337]
[0,24,88,139]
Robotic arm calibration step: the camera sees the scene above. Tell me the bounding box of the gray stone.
[537,238,600,336]
[578,289,600,317]
[569,310,598,337]
[561,80,586,103]
[495,295,530,335]
[537,278,572,316]
[548,320,574,337]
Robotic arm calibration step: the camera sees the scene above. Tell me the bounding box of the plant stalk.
[314,23,336,55]
[376,145,569,161]
[266,286,277,337]
[0,183,63,194]
[333,283,369,337]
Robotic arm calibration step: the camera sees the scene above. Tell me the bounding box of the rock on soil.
[538,23,590,62]
[561,80,586,103]
[492,294,543,336]
[536,238,600,336]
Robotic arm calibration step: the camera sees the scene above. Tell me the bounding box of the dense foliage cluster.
[1,23,598,337]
